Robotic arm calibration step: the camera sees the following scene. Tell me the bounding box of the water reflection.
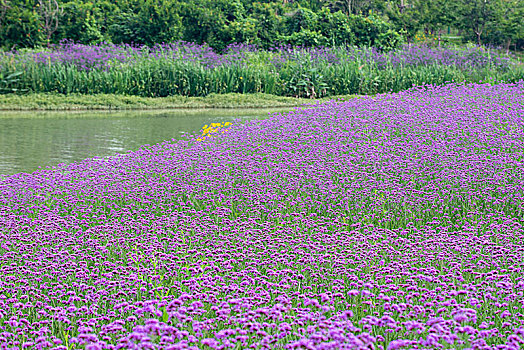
[0,108,290,175]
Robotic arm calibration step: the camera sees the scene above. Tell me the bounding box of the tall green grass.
[1,44,523,98]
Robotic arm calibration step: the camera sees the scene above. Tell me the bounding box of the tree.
[283,6,318,34]
[383,0,421,43]
[294,0,324,12]
[57,1,106,44]
[322,0,373,16]
[1,2,43,48]
[178,0,236,51]
[492,0,524,53]
[37,0,63,46]
[0,0,10,32]
[109,0,182,46]
[410,0,457,46]
[223,17,259,46]
[457,0,496,46]
[249,2,285,49]
[316,7,354,45]
[347,13,402,50]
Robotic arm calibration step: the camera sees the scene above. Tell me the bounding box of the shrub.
[348,14,403,51]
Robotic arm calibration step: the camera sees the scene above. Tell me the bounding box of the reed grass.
[1,43,522,98]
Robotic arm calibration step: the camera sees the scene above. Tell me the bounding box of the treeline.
[1,0,523,52]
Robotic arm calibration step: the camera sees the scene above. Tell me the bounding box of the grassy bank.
[0,92,360,111]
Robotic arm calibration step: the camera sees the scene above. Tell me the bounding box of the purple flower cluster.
[1,82,524,349]
[367,44,514,71]
[31,41,142,72]
[266,44,512,71]
[7,41,513,73]
[150,42,257,69]
[26,41,254,72]
[268,44,341,69]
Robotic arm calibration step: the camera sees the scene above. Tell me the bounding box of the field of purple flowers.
[1,41,523,97]
[1,82,524,350]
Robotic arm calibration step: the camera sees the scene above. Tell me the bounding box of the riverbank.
[0,92,361,111]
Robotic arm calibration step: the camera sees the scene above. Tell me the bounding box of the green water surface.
[0,108,290,176]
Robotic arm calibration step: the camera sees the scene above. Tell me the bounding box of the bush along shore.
[1,82,524,349]
[1,41,523,99]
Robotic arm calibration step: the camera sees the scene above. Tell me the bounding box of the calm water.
[0,108,289,176]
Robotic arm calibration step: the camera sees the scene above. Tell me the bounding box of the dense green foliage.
[1,0,523,52]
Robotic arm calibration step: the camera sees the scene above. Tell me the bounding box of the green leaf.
[5,71,23,80]
[162,306,169,323]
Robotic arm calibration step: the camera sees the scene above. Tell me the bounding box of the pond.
[0,108,291,176]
